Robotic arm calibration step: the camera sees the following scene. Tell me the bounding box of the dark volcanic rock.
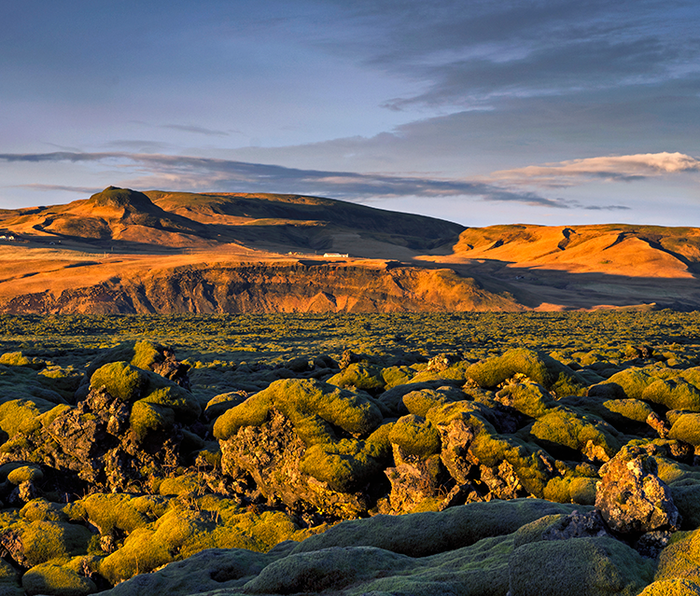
[0,387,183,494]
[220,409,372,519]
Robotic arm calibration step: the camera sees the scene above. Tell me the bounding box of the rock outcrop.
[0,331,699,595]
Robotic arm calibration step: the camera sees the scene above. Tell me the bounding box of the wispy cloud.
[0,150,585,209]
[16,183,102,194]
[492,152,700,184]
[159,124,237,137]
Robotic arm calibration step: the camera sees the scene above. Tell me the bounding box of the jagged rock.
[438,416,478,484]
[634,530,673,559]
[426,352,462,372]
[220,409,371,519]
[540,509,610,541]
[0,381,192,494]
[480,459,528,500]
[338,350,361,370]
[595,445,680,535]
[382,446,445,514]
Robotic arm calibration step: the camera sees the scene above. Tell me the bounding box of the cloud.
[0,150,578,208]
[323,0,700,111]
[16,183,103,194]
[492,152,700,183]
[159,124,238,137]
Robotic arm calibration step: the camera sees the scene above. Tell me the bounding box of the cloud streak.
[0,150,592,209]
[492,152,700,183]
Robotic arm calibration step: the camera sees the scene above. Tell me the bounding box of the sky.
[1,0,699,227]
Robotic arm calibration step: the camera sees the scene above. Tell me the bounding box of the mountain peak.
[87,186,156,212]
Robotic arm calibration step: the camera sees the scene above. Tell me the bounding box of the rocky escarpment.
[1,339,700,594]
[0,262,523,314]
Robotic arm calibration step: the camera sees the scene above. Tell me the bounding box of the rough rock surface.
[595,445,680,535]
[1,336,700,596]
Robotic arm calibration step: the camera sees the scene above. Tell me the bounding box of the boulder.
[595,445,680,535]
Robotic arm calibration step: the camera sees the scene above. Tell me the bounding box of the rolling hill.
[0,186,697,313]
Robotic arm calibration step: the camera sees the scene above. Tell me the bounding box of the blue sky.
[1,0,699,227]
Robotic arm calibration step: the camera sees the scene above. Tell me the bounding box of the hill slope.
[0,187,698,313]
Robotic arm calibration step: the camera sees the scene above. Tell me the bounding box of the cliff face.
[2,187,699,313]
[0,262,523,314]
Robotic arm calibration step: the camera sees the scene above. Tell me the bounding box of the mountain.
[0,187,698,313]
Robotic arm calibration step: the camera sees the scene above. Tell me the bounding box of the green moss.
[242,544,415,595]
[139,380,201,421]
[300,438,384,492]
[159,474,201,496]
[129,401,175,442]
[643,378,700,411]
[669,414,700,446]
[424,399,484,427]
[205,509,305,554]
[142,498,305,561]
[0,558,22,596]
[153,508,217,553]
[466,348,585,393]
[131,340,162,371]
[380,365,414,389]
[402,388,465,418]
[7,465,43,485]
[0,352,35,368]
[22,561,97,596]
[90,362,146,402]
[0,399,52,438]
[78,548,275,596]
[509,537,654,596]
[85,340,172,379]
[76,493,156,535]
[388,414,441,458]
[603,398,654,423]
[472,432,551,498]
[37,366,82,399]
[326,362,385,392]
[203,392,248,420]
[213,378,382,445]
[99,528,172,585]
[21,499,68,522]
[569,476,598,505]
[639,579,700,595]
[530,408,620,461]
[496,382,555,418]
[605,368,657,399]
[364,421,394,460]
[410,360,472,384]
[37,404,72,428]
[20,521,93,566]
[541,475,597,505]
[669,480,700,529]
[292,498,581,557]
[655,526,700,582]
[543,477,573,503]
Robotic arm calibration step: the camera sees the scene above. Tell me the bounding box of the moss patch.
[213,378,382,445]
[509,536,654,596]
[388,414,441,458]
[22,561,97,596]
[299,438,384,492]
[89,362,146,402]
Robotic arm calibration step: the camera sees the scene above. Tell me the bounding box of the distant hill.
[0,187,698,313]
[453,224,700,278]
